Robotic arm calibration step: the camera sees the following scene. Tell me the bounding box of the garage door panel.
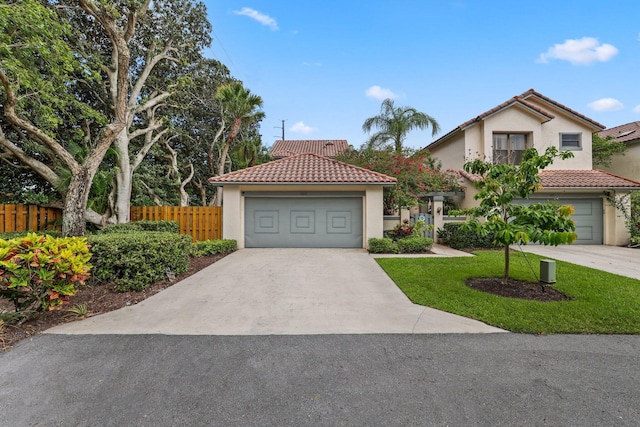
[291,211,315,234]
[327,211,352,234]
[245,197,363,248]
[575,225,594,241]
[254,210,279,233]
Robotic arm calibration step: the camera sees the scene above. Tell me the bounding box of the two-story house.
[423,89,640,245]
[597,121,640,182]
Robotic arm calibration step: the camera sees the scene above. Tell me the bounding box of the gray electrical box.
[540,259,556,284]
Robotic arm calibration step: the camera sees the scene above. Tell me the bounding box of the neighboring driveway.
[515,244,640,280]
[47,248,503,335]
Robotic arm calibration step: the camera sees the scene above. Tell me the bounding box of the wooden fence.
[130,206,222,241]
[0,204,63,233]
[0,204,222,241]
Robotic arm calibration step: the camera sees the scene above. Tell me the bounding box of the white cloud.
[633,105,640,113]
[588,98,624,112]
[290,121,316,134]
[365,85,398,100]
[303,61,322,67]
[233,7,279,31]
[537,37,618,65]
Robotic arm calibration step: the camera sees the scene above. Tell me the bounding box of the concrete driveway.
[47,249,503,335]
[515,244,640,280]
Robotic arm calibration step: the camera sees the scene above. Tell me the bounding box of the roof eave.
[208,181,397,187]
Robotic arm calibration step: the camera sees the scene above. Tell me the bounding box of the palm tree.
[213,82,265,205]
[362,98,440,153]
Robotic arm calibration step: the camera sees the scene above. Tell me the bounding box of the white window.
[493,133,528,165]
[560,133,582,150]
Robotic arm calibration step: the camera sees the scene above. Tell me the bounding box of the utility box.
[540,259,556,284]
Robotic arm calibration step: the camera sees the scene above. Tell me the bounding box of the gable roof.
[597,121,640,144]
[518,89,605,131]
[425,89,605,151]
[270,140,349,158]
[458,169,640,190]
[209,153,397,185]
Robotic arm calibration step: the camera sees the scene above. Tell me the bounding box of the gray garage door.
[516,197,603,244]
[245,197,363,248]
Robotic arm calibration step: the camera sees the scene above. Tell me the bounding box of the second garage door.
[517,197,603,244]
[245,197,363,248]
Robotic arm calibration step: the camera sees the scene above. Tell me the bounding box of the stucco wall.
[524,98,594,170]
[218,184,386,248]
[603,142,640,182]
[604,192,632,246]
[429,132,466,170]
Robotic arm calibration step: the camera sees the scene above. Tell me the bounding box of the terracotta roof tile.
[270,140,349,158]
[539,170,640,189]
[458,168,640,189]
[597,121,640,144]
[209,153,397,185]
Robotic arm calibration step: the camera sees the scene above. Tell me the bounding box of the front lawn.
[377,250,640,334]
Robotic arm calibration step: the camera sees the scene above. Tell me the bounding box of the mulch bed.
[466,277,572,302]
[0,253,227,352]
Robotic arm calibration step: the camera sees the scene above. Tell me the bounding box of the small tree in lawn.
[459,147,578,284]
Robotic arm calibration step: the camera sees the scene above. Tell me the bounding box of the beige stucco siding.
[219,184,386,249]
[429,132,466,171]
[603,143,640,182]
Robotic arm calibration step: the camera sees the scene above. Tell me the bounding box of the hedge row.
[368,237,434,254]
[436,222,500,250]
[87,232,192,291]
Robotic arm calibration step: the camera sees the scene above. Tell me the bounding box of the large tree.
[0,0,130,235]
[458,147,578,283]
[212,82,264,206]
[1,0,217,233]
[362,98,440,154]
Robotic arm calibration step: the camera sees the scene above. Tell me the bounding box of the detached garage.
[209,153,397,249]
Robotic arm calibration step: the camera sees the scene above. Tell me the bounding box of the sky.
[202,1,640,151]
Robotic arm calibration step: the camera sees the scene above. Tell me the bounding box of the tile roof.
[425,89,605,151]
[597,121,640,144]
[458,169,640,189]
[270,140,349,158]
[539,170,640,189]
[209,153,397,185]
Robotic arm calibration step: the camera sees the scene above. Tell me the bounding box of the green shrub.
[397,237,434,253]
[99,220,179,234]
[0,230,62,240]
[437,222,499,250]
[368,238,399,254]
[191,239,237,257]
[0,233,91,313]
[87,232,191,291]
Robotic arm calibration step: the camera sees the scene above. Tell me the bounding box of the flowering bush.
[337,148,463,212]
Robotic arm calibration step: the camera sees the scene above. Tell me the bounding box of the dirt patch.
[0,253,227,351]
[466,277,572,302]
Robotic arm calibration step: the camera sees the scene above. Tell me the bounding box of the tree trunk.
[113,131,132,223]
[62,168,93,236]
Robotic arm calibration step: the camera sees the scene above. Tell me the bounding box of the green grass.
[377,250,640,334]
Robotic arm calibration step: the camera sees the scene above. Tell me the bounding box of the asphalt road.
[1,334,639,426]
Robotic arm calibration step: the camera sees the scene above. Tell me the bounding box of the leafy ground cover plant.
[0,233,91,314]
